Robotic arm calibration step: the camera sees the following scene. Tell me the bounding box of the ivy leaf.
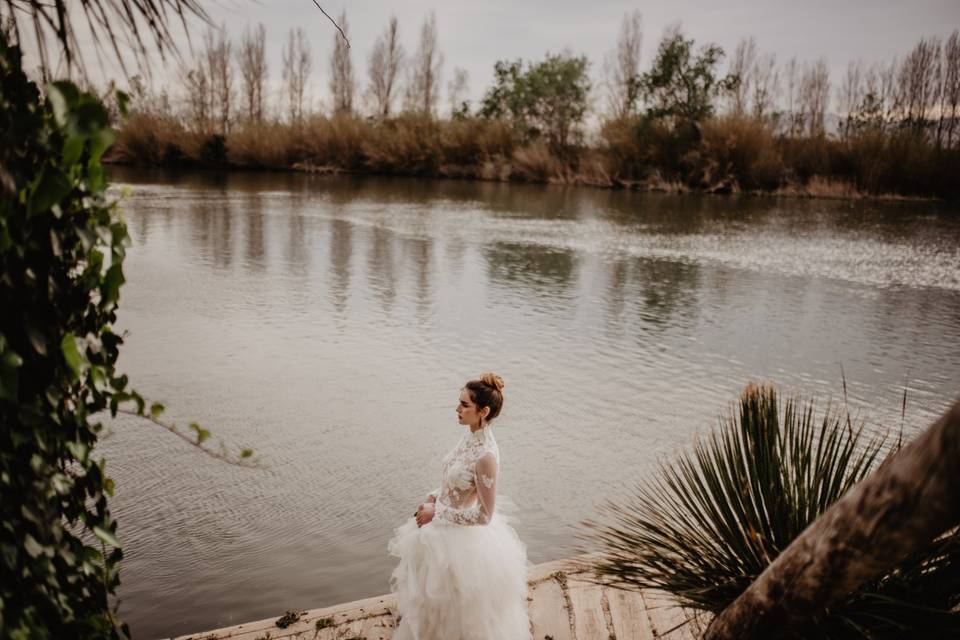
[89,128,116,164]
[23,534,44,559]
[0,349,23,401]
[130,391,145,414]
[102,263,124,307]
[46,82,78,128]
[93,526,120,549]
[149,402,164,418]
[62,135,84,167]
[111,374,129,392]
[87,163,106,193]
[49,227,62,257]
[26,326,46,356]
[2,543,17,569]
[77,227,96,252]
[240,448,254,458]
[28,166,72,216]
[60,333,87,381]
[90,365,109,392]
[66,440,89,463]
[72,101,109,137]
[189,422,210,445]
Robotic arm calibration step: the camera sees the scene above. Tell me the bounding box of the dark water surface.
[101,168,960,638]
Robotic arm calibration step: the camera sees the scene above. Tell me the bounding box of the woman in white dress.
[387,373,531,640]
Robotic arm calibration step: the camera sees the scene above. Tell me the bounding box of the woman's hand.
[415,502,435,528]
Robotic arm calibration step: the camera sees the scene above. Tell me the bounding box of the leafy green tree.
[639,29,736,122]
[480,53,590,150]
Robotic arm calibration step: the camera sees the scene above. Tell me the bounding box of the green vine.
[0,32,252,638]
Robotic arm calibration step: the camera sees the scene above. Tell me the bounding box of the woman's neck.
[469,422,487,433]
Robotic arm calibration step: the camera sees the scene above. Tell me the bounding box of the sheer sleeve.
[434,453,498,526]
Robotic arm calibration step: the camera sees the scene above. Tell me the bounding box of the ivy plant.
[0,32,252,638]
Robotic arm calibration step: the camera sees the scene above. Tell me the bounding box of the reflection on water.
[103,167,960,638]
[486,243,579,295]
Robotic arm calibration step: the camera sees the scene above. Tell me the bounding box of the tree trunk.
[705,400,960,640]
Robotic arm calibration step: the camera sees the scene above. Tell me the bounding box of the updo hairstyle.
[464,372,505,422]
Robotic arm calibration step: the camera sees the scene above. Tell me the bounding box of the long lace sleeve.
[434,453,498,526]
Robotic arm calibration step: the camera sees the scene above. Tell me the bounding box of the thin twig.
[309,0,349,48]
[116,408,261,468]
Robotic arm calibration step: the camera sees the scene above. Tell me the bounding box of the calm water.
[101,168,960,638]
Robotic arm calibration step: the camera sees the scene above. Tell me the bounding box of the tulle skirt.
[387,497,531,640]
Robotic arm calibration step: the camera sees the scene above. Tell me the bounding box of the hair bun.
[479,372,504,392]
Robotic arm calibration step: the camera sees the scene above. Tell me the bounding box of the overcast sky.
[53,0,960,114]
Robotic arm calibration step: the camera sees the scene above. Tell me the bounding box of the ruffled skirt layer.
[387,504,531,640]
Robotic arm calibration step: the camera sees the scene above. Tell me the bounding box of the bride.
[387,373,531,639]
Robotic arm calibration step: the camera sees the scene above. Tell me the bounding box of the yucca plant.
[584,383,960,638]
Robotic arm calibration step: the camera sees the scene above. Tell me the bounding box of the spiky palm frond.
[584,383,960,638]
[2,0,206,79]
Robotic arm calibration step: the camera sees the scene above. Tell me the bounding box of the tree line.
[164,11,447,133]
[113,11,960,198]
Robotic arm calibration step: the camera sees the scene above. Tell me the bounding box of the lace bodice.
[428,425,499,526]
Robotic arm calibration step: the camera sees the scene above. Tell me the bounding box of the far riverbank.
[108,112,958,203]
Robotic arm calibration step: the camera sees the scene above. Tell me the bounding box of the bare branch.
[238,23,267,123]
[603,10,642,119]
[329,9,353,115]
[367,15,403,118]
[405,10,442,116]
[116,408,261,469]
[309,0,349,49]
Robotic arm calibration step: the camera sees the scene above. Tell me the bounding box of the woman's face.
[456,388,487,427]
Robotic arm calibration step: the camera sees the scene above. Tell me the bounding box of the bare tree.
[879,57,901,127]
[447,66,470,118]
[782,57,804,137]
[942,30,960,148]
[205,26,233,134]
[406,11,443,115]
[853,64,886,132]
[283,27,312,124]
[899,36,942,132]
[838,60,864,140]
[728,37,757,115]
[367,16,404,118]
[238,23,268,123]
[603,10,642,119]
[329,10,354,115]
[800,60,830,137]
[751,53,778,122]
[182,61,212,132]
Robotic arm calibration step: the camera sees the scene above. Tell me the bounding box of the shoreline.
[104,159,939,204]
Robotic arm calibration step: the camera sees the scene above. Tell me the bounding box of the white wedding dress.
[387,424,531,639]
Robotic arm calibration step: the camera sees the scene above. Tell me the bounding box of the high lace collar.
[463,423,493,445]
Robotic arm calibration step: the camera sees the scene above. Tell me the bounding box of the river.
[101,168,960,638]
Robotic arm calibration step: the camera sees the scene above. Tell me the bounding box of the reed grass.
[109,111,959,199]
